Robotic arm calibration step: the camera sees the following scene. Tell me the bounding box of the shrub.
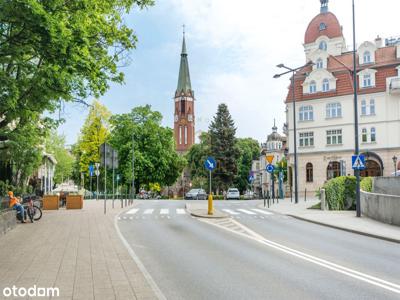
[321,176,356,210]
[361,177,373,192]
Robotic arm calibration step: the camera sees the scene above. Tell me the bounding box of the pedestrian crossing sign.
[352,155,366,170]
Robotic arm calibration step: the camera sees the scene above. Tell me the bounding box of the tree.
[0,0,154,140]
[235,138,260,193]
[109,105,185,192]
[45,131,74,184]
[208,104,240,192]
[74,100,111,185]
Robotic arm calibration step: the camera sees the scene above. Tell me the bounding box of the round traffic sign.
[204,157,216,171]
[266,164,275,174]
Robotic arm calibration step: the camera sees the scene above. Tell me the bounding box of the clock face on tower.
[174,115,178,122]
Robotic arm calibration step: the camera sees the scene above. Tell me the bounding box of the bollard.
[304,188,307,202]
[208,194,213,215]
[321,189,326,211]
[263,192,266,208]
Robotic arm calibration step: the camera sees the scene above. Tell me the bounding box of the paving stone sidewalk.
[262,198,400,243]
[0,200,157,300]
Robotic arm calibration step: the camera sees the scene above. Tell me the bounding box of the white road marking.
[237,209,256,215]
[126,208,139,215]
[252,209,273,215]
[222,209,240,215]
[144,209,154,215]
[160,209,169,215]
[176,209,186,214]
[200,219,400,295]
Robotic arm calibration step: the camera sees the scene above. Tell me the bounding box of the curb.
[287,214,400,244]
[188,209,230,219]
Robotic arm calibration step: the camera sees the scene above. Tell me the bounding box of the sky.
[57,0,400,146]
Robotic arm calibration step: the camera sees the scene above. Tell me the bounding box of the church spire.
[176,26,192,95]
[320,0,329,13]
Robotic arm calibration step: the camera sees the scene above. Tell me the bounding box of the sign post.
[89,164,94,199]
[204,157,216,215]
[95,163,100,201]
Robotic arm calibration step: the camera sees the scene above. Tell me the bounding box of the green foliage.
[186,132,210,180]
[109,105,185,192]
[235,138,260,193]
[273,157,288,182]
[322,176,357,210]
[209,104,240,192]
[361,177,373,192]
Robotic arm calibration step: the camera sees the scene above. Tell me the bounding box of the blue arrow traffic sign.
[204,157,216,171]
[89,164,94,176]
[266,164,275,174]
[352,155,366,170]
[248,175,254,183]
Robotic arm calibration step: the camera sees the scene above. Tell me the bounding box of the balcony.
[389,77,400,95]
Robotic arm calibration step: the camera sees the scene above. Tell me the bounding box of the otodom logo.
[3,285,59,298]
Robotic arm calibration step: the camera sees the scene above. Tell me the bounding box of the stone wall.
[373,176,400,196]
[0,210,16,236]
[361,191,400,226]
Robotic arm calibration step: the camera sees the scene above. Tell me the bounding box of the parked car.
[227,188,240,200]
[243,190,255,199]
[185,189,207,200]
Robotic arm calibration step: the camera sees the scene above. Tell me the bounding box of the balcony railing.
[389,77,400,94]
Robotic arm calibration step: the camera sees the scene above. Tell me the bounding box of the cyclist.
[8,191,26,223]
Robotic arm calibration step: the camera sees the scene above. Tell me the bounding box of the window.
[327,161,341,180]
[180,98,186,113]
[326,103,342,118]
[319,41,327,51]
[371,127,376,142]
[322,79,330,92]
[184,126,188,144]
[361,99,376,116]
[179,126,182,144]
[319,23,327,31]
[362,128,368,143]
[316,58,323,69]
[363,74,372,87]
[363,51,371,64]
[327,129,342,145]
[309,81,317,93]
[299,132,314,147]
[306,163,313,182]
[299,106,314,121]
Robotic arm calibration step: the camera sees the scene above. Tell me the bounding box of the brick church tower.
[174,31,195,153]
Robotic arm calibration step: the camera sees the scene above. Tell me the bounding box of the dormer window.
[309,81,317,93]
[363,51,371,64]
[363,74,372,87]
[322,79,330,92]
[319,23,327,31]
[358,69,376,88]
[319,41,327,51]
[316,58,323,69]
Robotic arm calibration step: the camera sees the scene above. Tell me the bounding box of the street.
[117,200,400,300]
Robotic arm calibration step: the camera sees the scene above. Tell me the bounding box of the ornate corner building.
[285,0,400,194]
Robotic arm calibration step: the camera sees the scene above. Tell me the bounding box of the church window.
[319,41,327,51]
[180,97,185,114]
[184,126,188,144]
[309,81,317,93]
[316,58,323,69]
[179,126,182,144]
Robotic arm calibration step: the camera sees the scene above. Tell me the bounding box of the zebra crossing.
[118,207,274,221]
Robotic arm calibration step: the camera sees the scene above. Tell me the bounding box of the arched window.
[322,79,330,92]
[363,51,371,64]
[306,163,313,182]
[299,106,314,121]
[180,97,186,114]
[319,41,327,51]
[362,128,368,143]
[309,81,317,93]
[316,58,323,69]
[371,127,376,142]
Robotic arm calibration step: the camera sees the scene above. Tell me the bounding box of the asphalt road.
[117,200,400,300]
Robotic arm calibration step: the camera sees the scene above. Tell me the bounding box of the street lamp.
[273,61,314,204]
[393,156,398,176]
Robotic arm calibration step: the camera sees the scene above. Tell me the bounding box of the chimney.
[375,35,382,48]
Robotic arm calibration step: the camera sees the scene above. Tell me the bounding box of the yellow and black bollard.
[208,193,213,215]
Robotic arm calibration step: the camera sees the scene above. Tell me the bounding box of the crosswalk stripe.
[160,209,169,215]
[126,208,139,215]
[251,209,273,215]
[222,209,240,215]
[144,209,154,214]
[237,209,256,215]
[176,208,186,214]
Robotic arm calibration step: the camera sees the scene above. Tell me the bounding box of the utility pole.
[132,131,135,201]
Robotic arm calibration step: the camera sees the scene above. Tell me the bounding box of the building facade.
[174,32,195,153]
[285,0,400,195]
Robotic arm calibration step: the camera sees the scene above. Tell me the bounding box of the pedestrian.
[8,191,26,223]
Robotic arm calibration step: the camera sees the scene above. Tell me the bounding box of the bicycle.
[21,195,42,222]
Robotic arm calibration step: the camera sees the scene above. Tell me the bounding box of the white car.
[226,188,240,200]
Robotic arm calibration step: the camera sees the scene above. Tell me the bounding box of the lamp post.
[393,156,398,176]
[274,61,314,204]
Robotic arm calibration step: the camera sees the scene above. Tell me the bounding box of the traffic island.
[186,202,230,219]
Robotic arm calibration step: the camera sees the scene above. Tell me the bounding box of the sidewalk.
[0,200,158,300]
[262,198,400,243]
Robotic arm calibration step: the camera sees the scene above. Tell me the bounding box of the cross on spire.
[182,24,185,36]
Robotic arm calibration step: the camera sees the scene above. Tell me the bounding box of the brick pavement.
[0,200,158,300]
